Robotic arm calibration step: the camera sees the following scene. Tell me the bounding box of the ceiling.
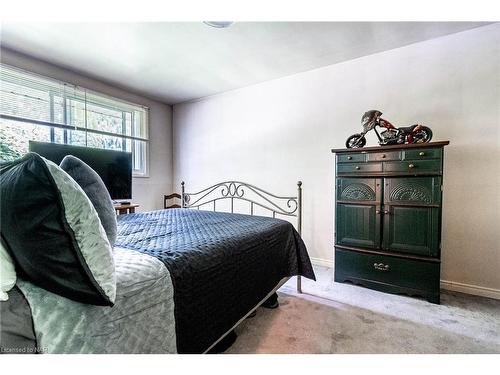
[0,22,491,104]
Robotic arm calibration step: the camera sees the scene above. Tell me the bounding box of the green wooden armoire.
[331,141,449,304]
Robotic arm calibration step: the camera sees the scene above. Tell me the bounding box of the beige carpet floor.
[226,266,500,354]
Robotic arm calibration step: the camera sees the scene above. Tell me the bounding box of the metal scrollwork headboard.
[181,180,303,235]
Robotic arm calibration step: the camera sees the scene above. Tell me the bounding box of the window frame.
[0,64,150,177]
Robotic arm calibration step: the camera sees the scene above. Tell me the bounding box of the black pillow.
[60,155,117,245]
[0,153,116,306]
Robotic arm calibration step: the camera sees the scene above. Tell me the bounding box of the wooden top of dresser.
[331,141,450,154]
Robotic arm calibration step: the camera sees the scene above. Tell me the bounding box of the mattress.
[2,208,315,354]
[15,248,176,354]
[115,208,315,353]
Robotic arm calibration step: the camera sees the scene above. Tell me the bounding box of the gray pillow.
[0,287,38,354]
[60,155,117,245]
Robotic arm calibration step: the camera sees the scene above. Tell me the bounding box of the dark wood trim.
[331,141,450,154]
[164,193,181,209]
[333,274,440,304]
[164,193,181,199]
[336,200,439,208]
[336,200,382,206]
[334,245,441,263]
[337,172,443,177]
[384,202,440,208]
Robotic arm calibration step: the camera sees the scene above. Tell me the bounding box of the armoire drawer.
[403,148,442,161]
[337,162,383,174]
[366,151,401,162]
[334,248,440,295]
[337,153,365,163]
[383,160,442,174]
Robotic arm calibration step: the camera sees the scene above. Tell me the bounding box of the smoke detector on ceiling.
[203,21,234,29]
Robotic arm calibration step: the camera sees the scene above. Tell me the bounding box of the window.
[0,64,149,176]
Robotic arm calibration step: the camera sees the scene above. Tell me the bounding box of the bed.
[1,181,315,354]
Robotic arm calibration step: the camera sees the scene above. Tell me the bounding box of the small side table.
[114,203,139,215]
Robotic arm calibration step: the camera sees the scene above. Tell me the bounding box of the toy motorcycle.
[345,110,433,148]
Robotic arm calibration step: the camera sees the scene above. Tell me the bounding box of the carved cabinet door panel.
[384,177,441,206]
[382,177,441,257]
[336,178,382,249]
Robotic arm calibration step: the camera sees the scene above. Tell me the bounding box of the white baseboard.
[440,280,500,300]
[310,257,500,300]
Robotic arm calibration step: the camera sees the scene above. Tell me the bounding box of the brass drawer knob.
[419,152,425,156]
[381,154,386,158]
[374,263,390,272]
[355,166,360,170]
[408,163,415,169]
[347,156,352,160]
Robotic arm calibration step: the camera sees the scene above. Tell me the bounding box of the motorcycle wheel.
[412,126,433,143]
[345,134,366,148]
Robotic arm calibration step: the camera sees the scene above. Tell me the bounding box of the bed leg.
[296,181,303,295]
[297,275,302,293]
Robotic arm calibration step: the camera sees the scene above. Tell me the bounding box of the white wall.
[1,48,174,212]
[173,24,500,294]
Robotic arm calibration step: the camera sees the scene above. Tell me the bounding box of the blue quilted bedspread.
[115,208,315,353]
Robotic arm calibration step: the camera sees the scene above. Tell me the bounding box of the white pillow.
[0,241,16,301]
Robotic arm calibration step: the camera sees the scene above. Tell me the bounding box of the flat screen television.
[29,141,132,200]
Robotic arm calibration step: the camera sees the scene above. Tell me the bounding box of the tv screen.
[29,141,132,200]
